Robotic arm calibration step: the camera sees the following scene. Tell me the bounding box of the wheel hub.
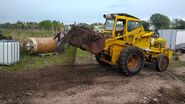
[161,58,168,70]
[127,54,140,71]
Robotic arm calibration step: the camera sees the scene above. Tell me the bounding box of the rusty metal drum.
[23,37,57,54]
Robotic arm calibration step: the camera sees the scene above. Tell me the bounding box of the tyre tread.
[119,46,144,76]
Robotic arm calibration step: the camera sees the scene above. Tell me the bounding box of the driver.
[54,27,65,53]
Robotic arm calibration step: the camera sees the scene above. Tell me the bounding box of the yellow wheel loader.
[62,13,173,76]
[95,13,173,76]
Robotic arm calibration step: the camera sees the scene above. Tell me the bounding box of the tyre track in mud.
[0,64,120,104]
[0,63,185,104]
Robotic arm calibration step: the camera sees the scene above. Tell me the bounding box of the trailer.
[158,29,185,52]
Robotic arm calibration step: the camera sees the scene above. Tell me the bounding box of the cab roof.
[115,13,140,20]
[103,13,140,21]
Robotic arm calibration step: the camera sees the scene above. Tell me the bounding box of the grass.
[0,47,86,72]
[76,48,89,58]
[168,54,185,68]
[2,30,55,41]
[169,60,185,68]
[0,29,89,72]
[0,47,89,72]
[0,48,184,72]
[1,29,185,72]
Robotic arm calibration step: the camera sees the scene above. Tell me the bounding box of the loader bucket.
[80,38,105,54]
[63,26,105,54]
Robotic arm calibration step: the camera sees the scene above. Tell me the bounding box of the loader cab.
[103,13,143,39]
[115,19,126,36]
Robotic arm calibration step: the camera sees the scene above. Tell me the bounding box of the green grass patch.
[0,30,90,72]
[2,30,54,41]
[76,48,89,59]
[0,47,88,72]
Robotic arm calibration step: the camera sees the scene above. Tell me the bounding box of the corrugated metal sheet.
[0,40,20,65]
[176,30,185,45]
[158,29,185,50]
[158,29,177,50]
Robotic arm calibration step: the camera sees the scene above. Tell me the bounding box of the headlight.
[103,14,115,19]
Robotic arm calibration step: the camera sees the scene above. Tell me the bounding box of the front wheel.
[155,54,169,72]
[119,46,145,76]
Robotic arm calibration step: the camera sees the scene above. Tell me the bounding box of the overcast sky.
[0,0,185,24]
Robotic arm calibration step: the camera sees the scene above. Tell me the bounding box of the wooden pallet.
[38,52,58,57]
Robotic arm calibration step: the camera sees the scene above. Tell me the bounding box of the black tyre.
[119,46,145,76]
[95,54,110,66]
[155,54,169,72]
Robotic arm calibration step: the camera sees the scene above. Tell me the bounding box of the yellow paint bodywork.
[101,14,173,65]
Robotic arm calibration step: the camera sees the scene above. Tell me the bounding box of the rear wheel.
[155,54,169,72]
[119,46,145,76]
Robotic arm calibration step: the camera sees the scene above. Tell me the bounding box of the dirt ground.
[0,54,185,104]
[179,54,185,61]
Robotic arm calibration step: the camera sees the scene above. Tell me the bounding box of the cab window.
[115,19,126,36]
[116,21,124,31]
[128,21,141,32]
[105,19,114,30]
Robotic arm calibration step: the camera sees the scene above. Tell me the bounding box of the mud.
[0,55,185,104]
[56,26,104,54]
[65,26,103,48]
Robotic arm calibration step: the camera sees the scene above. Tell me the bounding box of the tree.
[14,21,26,29]
[3,23,11,29]
[0,20,65,30]
[171,19,185,29]
[150,13,170,30]
[53,20,64,31]
[39,20,53,30]
[142,21,150,31]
